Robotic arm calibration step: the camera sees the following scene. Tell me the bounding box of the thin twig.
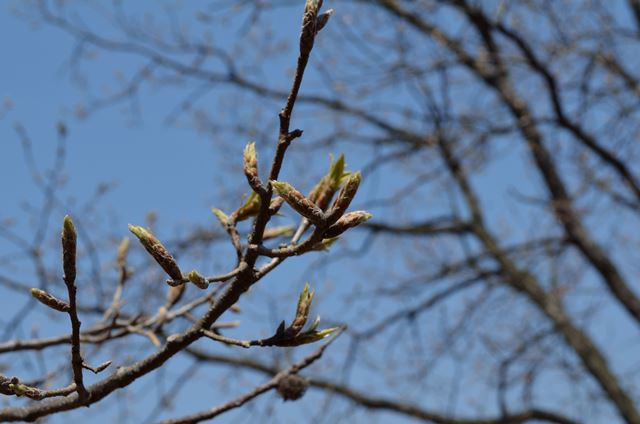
[161,328,343,424]
[61,217,88,402]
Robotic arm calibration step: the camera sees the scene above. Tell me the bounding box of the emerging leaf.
[263,225,294,240]
[311,237,339,252]
[273,327,339,347]
[234,191,261,221]
[211,208,229,226]
[309,154,350,211]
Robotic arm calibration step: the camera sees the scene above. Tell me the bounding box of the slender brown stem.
[161,329,342,424]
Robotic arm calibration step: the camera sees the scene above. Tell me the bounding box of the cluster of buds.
[263,283,338,347]
[270,154,372,247]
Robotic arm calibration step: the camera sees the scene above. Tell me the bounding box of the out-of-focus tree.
[2,0,640,423]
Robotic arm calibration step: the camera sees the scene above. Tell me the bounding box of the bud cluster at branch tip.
[263,283,338,347]
[300,0,321,55]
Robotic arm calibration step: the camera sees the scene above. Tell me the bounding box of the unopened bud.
[316,8,334,33]
[290,282,314,334]
[93,360,112,374]
[128,225,183,281]
[30,288,70,313]
[300,0,320,55]
[324,211,372,238]
[305,0,322,15]
[243,142,258,178]
[186,270,208,290]
[243,141,265,194]
[326,172,361,224]
[9,383,43,400]
[271,181,324,225]
[61,215,77,284]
